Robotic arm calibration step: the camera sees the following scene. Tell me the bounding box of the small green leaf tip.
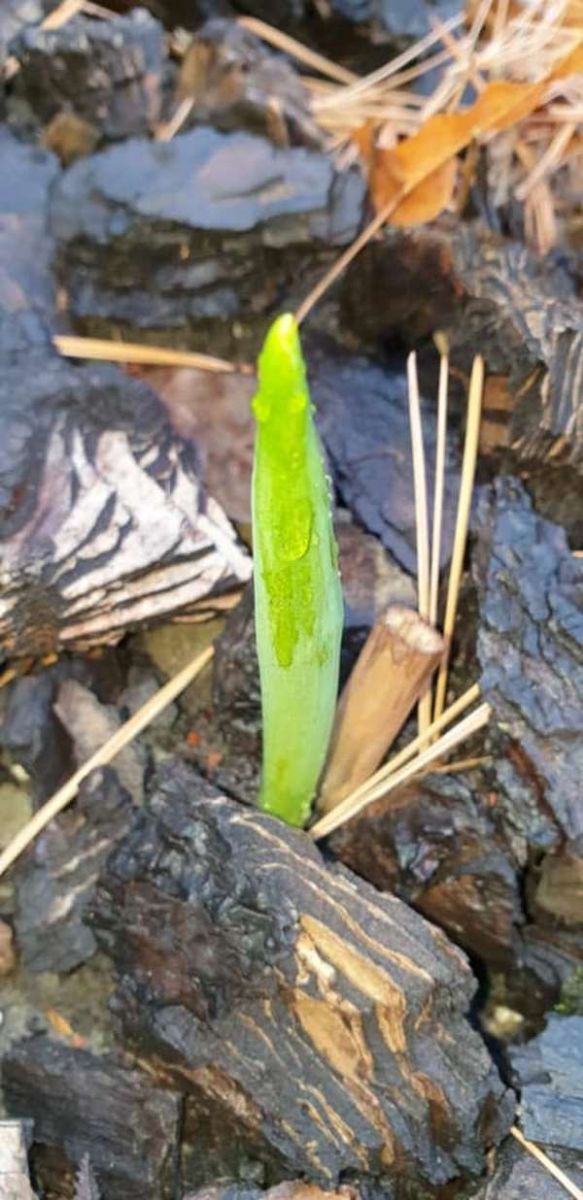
[251,313,343,828]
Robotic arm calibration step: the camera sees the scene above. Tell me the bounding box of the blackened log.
[1,1037,182,1200]
[90,762,513,1194]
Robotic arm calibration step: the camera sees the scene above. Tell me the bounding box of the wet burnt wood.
[90,761,513,1195]
[329,476,583,1025]
[339,220,583,480]
[1,1036,182,1200]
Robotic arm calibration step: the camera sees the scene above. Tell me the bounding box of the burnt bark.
[339,221,583,483]
[90,762,513,1195]
[2,1037,182,1200]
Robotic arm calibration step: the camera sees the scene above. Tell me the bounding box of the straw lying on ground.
[0,646,214,880]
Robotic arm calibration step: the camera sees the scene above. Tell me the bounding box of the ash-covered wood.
[479,1136,583,1200]
[90,762,513,1194]
[10,9,166,144]
[50,127,365,358]
[2,1036,182,1200]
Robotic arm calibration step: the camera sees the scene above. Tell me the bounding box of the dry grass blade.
[42,0,85,27]
[510,1127,583,1200]
[156,96,194,143]
[318,681,479,821]
[311,696,489,840]
[313,15,463,111]
[407,353,432,736]
[295,189,405,325]
[515,120,577,198]
[430,353,449,627]
[0,646,214,880]
[433,356,484,722]
[237,16,356,85]
[54,334,249,375]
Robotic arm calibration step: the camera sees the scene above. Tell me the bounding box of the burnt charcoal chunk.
[2,1036,181,1200]
[331,774,525,971]
[13,768,133,973]
[90,762,513,1193]
[177,19,323,148]
[50,127,365,357]
[11,9,166,142]
[310,346,460,572]
[510,1015,583,1151]
[474,478,583,842]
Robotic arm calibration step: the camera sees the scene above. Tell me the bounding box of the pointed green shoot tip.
[251,313,343,828]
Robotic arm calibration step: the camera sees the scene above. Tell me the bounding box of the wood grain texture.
[90,763,513,1194]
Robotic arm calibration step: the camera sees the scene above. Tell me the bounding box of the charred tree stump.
[90,762,513,1195]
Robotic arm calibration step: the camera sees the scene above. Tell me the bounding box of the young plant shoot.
[252,313,343,827]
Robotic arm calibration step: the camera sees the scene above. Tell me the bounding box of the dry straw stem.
[331,680,480,817]
[54,334,248,375]
[510,1126,583,1200]
[311,695,489,841]
[0,645,214,880]
[433,355,484,723]
[237,16,357,85]
[430,353,449,627]
[407,353,432,737]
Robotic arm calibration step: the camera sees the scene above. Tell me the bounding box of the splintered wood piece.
[318,605,445,814]
[90,769,513,1191]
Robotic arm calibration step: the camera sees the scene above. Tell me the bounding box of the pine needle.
[54,335,248,375]
[311,696,489,840]
[510,1127,583,1200]
[237,16,357,85]
[430,353,449,627]
[433,356,484,723]
[317,681,479,821]
[42,0,85,28]
[0,646,214,880]
[407,353,432,737]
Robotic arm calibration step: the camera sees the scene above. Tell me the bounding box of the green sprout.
[251,313,343,827]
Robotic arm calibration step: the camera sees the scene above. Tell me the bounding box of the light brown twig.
[0,646,214,880]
